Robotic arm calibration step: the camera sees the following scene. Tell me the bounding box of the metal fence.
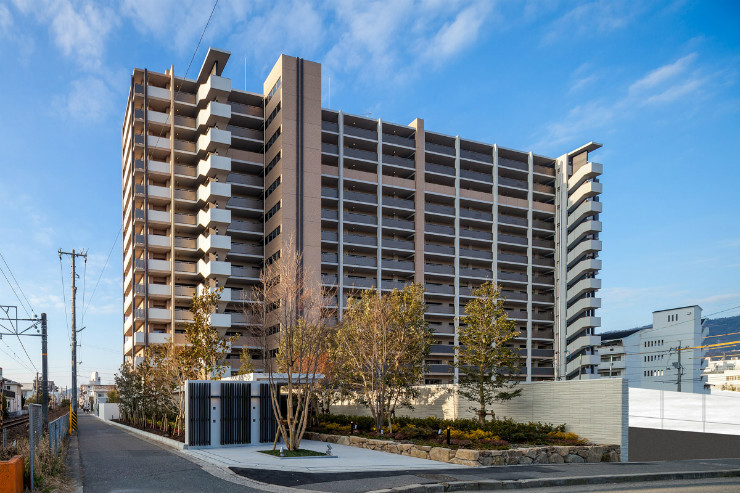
[49,412,70,454]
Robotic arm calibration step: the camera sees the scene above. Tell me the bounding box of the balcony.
[147,234,170,249]
[198,259,231,279]
[198,181,232,205]
[147,185,171,200]
[198,154,231,180]
[344,234,377,247]
[198,234,231,253]
[230,242,262,257]
[568,162,603,191]
[567,316,601,337]
[134,258,170,273]
[425,162,455,176]
[174,213,197,226]
[344,147,377,162]
[198,207,231,228]
[567,240,602,267]
[174,188,196,202]
[426,284,454,295]
[197,75,231,104]
[231,266,260,279]
[228,172,263,188]
[382,238,414,250]
[148,308,171,322]
[174,261,197,274]
[381,259,414,271]
[498,271,528,283]
[197,101,231,129]
[344,125,377,141]
[566,354,601,375]
[383,133,415,148]
[174,285,196,298]
[229,125,263,142]
[344,212,377,226]
[568,199,603,228]
[567,334,602,354]
[209,313,231,328]
[498,253,528,265]
[459,267,492,278]
[567,277,601,303]
[227,196,262,210]
[568,181,603,210]
[566,297,601,321]
[343,277,377,289]
[425,243,455,256]
[344,255,376,268]
[567,220,602,247]
[197,128,231,156]
[382,154,414,169]
[566,259,602,285]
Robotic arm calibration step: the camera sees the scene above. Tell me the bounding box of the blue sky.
[0,0,738,387]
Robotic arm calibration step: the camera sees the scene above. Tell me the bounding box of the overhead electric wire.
[81,225,121,321]
[0,263,32,319]
[59,257,71,343]
[0,250,35,317]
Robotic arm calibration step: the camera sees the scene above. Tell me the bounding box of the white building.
[0,368,23,415]
[80,371,115,411]
[703,356,740,392]
[597,305,708,393]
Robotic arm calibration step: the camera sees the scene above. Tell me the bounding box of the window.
[264,151,281,177]
[265,101,281,129]
[264,226,281,245]
[263,201,281,223]
[264,127,281,153]
[264,176,281,199]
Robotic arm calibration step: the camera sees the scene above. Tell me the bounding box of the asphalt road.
[517,477,740,492]
[76,414,260,493]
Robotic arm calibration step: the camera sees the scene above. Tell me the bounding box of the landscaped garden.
[308,414,588,450]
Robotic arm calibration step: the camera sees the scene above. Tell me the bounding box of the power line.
[82,226,122,321]
[0,250,35,316]
[59,256,71,344]
[0,264,32,319]
[0,341,34,373]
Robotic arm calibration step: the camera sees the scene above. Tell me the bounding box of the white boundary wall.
[332,378,629,460]
[98,402,120,421]
[629,387,740,435]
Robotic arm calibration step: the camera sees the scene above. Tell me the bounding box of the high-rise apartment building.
[122,48,604,382]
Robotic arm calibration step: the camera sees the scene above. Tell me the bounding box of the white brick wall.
[333,378,628,456]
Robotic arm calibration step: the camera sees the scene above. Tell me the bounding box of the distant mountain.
[703,315,740,357]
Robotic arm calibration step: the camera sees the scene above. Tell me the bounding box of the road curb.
[66,431,84,493]
[96,415,186,450]
[367,468,740,492]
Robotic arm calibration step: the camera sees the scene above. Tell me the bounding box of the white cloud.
[55,76,115,122]
[0,4,12,37]
[421,2,491,65]
[543,0,638,45]
[13,0,117,69]
[629,53,697,94]
[535,52,710,149]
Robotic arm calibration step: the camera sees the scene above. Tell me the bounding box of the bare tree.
[333,283,431,433]
[243,237,335,450]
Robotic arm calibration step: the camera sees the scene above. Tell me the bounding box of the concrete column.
[376,119,383,290]
[526,152,533,382]
[453,136,461,384]
[338,112,344,317]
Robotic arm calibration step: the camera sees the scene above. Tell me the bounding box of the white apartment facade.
[122,48,605,382]
[598,305,708,393]
[703,356,740,392]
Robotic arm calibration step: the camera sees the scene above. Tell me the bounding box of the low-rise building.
[597,305,708,393]
[703,356,740,392]
[0,368,23,415]
[80,371,115,411]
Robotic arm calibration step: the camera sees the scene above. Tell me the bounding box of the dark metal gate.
[188,382,211,446]
[221,383,251,445]
[259,383,279,443]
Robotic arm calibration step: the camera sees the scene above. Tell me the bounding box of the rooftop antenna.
[328,74,331,109]
[245,56,247,91]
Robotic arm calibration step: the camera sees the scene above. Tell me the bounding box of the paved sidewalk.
[185,440,469,473]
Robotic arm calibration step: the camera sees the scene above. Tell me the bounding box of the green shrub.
[311,414,570,445]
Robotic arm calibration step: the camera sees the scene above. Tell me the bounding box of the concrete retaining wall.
[332,379,628,460]
[304,432,621,467]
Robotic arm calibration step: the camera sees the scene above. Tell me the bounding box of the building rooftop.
[653,305,700,314]
[599,327,647,342]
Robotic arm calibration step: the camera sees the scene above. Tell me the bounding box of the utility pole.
[677,343,682,392]
[59,248,86,432]
[41,313,48,427]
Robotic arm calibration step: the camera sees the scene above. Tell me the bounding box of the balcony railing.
[382,259,414,271]
[344,125,377,140]
[344,146,378,162]
[459,248,492,260]
[425,142,455,156]
[498,157,528,171]
[383,133,415,147]
[382,154,415,168]
[425,162,455,176]
[344,255,376,267]
[344,190,377,204]
[382,196,414,209]
[498,214,527,227]
[460,148,492,164]
[344,212,376,225]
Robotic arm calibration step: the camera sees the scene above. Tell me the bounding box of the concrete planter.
[0,455,24,493]
[304,432,621,467]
